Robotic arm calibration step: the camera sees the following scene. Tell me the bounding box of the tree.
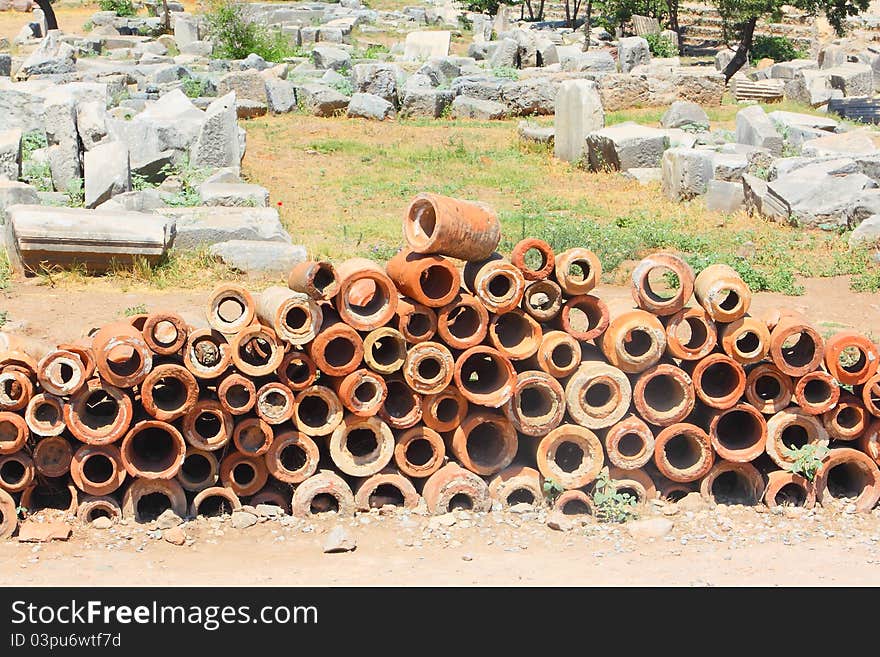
[523,0,546,21]
[564,0,585,29]
[34,0,58,31]
[718,0,870,82]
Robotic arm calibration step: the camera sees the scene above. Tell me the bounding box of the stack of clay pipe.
[2,192,880,539]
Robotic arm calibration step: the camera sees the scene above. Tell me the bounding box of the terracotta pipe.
[292,385,344,436]
[824,394,868,441]
[768,311,824,377]
[664,306,717,361]
[363,327,407,375]
[232,417,274,456]
[488,309,542,361]
[553,490,595,517]
[823,331,879,386]
[141,363,199,422]
[277,351,317,391]
[862,372,880,417]
[20,480,78,515]
[120,420,186,479]
[503,370,565,437]
[688,353,746,410]
[57,342,96,381]
[176,447,219,492]
[630,253,695,316]
[206,283,255,334]
[0,369,33,413]
[0,411,28,454]
[451,411,517,476]
[353,469,420,510]
[453,346,516,408]
[403,192,501,261]
[395,298,437,344]
[533,330,581,379]
[763,470,815,509]
[814,447,880,512]
[564,361,632,430]
[393,426,446,478]
[604,415,655,470]
[536,424,604,489]
[793,370,840,415]
[142,311,188,356]
[558,294,609,342]
[0,488,16,538]
[36,349,87,397]
[744,363,793,415]
[379,376,422,429]
[0,451,34,493]
[122,477,187,522]
[249,488,291,514]
[708,403,767,462]
[91,320,153,388]
[328,414,395,477]
[522,279,563,322]
[554,247,602,296]
[699,461,765,505]
[265,430,320,484]
[77,495,123,524]
[463,254,526,314]
[423,385,468,432]
[307,319,363,378]
[255,382,296,425]
[127,314,149,332]
[719,316,771,365]
[64,379,132,445]
[256,287,322,346]
[632,364,695,427]
[230,324,284,378]
[333,368,387,417]
[219,452,269,497]
[402,341,454,395]
[183,328,231,380]
[182,400,233,451]
[765,408,828,469]
[25,393,65,437]
[421,462,492,514]
[288,260,339,300]
[608,466,658,506]
[693,263,751,322]
[385,249,461,308]
[190,486,242,518]
[436,293,489,350]
[657,479,696,502]
[290,469,356,518]
[598,301,666,374]
[511,238,555,281]
[33,436,73,477]
[0,351,38,379]
[489,466,545,508]
[653,423,714,483]
[217,372,257,415]
[335,258,399,331]
[859,419,880,466]
[70,444,126,496]
[0,333,52,360]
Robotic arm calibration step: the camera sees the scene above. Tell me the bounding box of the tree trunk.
[524,0,534,21]
[582,0,592,51]
[665,0,682,54]
[721,15,757,82]
[564,0,571,28]
[34,0,58,31]
[537,0,545,21]
[162,0,171,33]
[568,0,582,28]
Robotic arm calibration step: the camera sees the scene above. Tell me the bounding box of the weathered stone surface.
[401,87,453,117]
[351,63,399,104]
[264,78,296,114]
[559,49,615,73]
[554,79,604,164]
[661,100,708,129]
[76,101,108,151]
[404,30,450,60]
[674,71,725,106]
[827,63,874,97]
[43,91,80,191]
[0,54,11,78]
[587,122,669,172]
[849,214,880,247]
[84,140,130,208]
[785,69,835,107]
[323,525,357,553]
[96,188,168,213]
[311,45,351,71]
[296,83,349,117]
[347,92,395,120]
[705,179,745,213]
[192,92,241,169]
[736,105,783,156]
[626,517,673,539]
[618,36,650,73]
[0,129,21,181]
[450,95,507,120]
[173,13,202,48]
[770,59,818,80]
[21,33,76,76]
[661,147,713,200]
[160,206,289,250]
[801,130,880,158]
[17,520,71,542]
[712,152,749,182]
[598,74,650,112]
[198,182,269,207]
[450,75,504,102]
[209,239,307,275]
[500,77,558,116]
[217,69,267,104]
[5,204,172,274]
[517,120,554,144]
[231,511,258,529]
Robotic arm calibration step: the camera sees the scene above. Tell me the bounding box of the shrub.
[645,32,676,58]
[749,35,805,64]
[181,76,211,98]
[205,0,300,62]
[99,0,136,17]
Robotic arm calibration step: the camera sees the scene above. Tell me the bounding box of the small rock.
[255,504,284,518]
[323,526,357,553]
[462,554,473,561]
[91,516,113,529]
[662,504,679,516]
[508,502,534,514]
[626,518,674,540]
[676,492,708,512]
[156,509,183,530]
[231,511,258,529]
[163,527,186,546]
[17,521,72,543]
[546,511,575,532]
